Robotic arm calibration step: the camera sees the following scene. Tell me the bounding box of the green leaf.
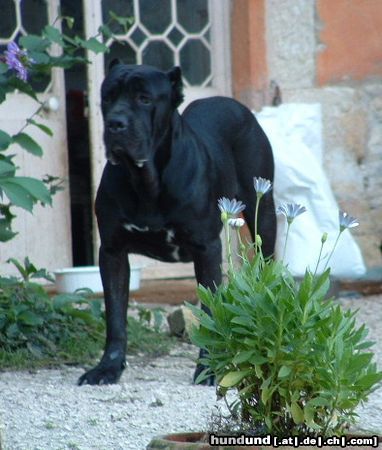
[109,11,134,28]
[0,219,17,242]
[28,51,50,65]
[356,372,382,389]
[0,62,8,74]
[7,257,28,278]
[307,396,330,407]
[0,160,16,176]
[98,24,113,39]
[264,416,272,431]
[291,401,304,424]
[12,133,43,157]
[278,365,292,378]
[62,16,75,29]
[304,405,321,430]
[194,368,214,385]
[81,37,108,54]
[18,310,44,326]
[6,323,20,338]
[0,130,12,151]
[43,25,65,46]
[0,180,33,211]
[19,35,50,52]
[250,354,268,365]
[231,316,254,327]
[219,370,250,388]
[8,177,51,205]
[27,119,53,137]
[261,387,271,405]
[233,350,254,365]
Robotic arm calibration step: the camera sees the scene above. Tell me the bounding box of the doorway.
[62,0,94,266]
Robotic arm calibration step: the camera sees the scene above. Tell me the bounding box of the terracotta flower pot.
[146,431,381,450]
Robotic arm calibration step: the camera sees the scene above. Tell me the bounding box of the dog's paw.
[78,362,125,386]
[193,363,215,386]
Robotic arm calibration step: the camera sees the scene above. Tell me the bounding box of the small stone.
[149,397,164,407]
[167,306,198,337]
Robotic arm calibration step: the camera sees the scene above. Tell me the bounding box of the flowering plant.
[188,179,382,436]
[0,13,131,242]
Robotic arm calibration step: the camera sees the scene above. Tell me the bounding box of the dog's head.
[101,61,184,168]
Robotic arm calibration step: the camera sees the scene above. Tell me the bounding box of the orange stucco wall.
[231,0,267,101]
[232,0,382,95]
[317,0,382,85]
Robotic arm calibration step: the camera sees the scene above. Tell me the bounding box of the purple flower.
[338,211,359,232]
[277,203,307,224]
[4,42,32,82]
[218,198,246,217]
[253,177,272,196]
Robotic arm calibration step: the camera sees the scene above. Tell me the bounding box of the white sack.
[256,104,366,278]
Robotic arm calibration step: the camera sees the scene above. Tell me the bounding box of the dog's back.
[182,96,273,177]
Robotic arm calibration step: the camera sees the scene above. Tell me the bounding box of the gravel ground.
[0,295,381,450]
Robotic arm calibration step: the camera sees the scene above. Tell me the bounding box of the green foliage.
[0,259,174,368]
[188,249,382,436]
[127,307,175,357]
[0,258,104,366]
[0,12,132,241]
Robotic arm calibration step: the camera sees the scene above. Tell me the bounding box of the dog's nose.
[106,118,128,133]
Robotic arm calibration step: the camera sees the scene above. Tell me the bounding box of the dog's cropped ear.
[109,58,121,71]
[167,66,184,108]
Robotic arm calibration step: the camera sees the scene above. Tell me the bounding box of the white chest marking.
[124,223,150,232]
[166,229,175,243]
[171,246,180,261]
[123,224,180,261]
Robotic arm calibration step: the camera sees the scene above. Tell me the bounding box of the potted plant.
[147,179,382,449]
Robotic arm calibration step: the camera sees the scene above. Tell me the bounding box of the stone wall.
[232,0,382,268]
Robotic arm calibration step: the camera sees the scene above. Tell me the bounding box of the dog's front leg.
[192,238,222,386]
[78,245,129,385]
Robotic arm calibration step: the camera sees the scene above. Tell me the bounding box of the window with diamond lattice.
[101,0,212,87]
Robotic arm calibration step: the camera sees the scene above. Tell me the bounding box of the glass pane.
[21,0,48,35]
[139,0,171,34]
[61,0,85,39]
[142,41,174,71]
[167,26,184,47]
[0,0,17,39]
[130,26,147,46]
[180,39,210,85]
[177,0,208,33]
[102,0,134,34]
[104,41,136,72]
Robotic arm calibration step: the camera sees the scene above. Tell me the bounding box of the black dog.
[78,62,276,386]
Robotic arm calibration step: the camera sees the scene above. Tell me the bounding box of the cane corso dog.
[78,62,276,386]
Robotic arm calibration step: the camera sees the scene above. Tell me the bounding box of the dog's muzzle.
[108,146,148,168]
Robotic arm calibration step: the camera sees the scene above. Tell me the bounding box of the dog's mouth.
[108,145,148,168]
[134,159,148,168]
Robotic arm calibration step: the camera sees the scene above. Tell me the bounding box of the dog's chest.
[122,223,192,263]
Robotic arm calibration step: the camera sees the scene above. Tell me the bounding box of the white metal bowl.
[54,265,141,294]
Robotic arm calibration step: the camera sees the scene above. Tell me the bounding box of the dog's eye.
[137,94,152,105]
